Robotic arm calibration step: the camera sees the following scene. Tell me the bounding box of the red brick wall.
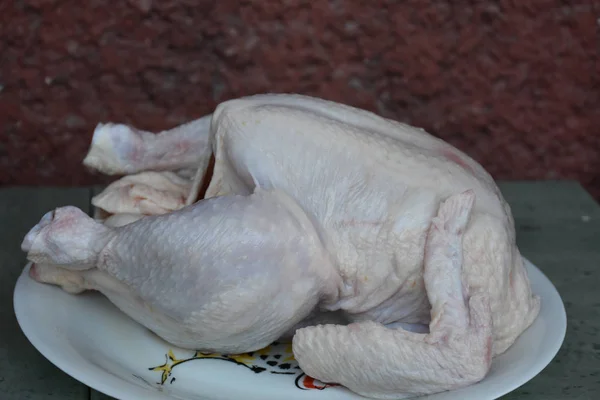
[1,1,599,197]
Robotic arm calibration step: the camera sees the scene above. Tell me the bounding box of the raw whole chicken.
[22,94,540,399]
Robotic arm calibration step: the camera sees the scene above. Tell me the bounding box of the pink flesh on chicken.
[23,94,540,399]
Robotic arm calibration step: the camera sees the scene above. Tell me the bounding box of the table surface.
[1,181,599,400]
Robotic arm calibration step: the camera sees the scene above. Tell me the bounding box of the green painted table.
[1,181,598,400]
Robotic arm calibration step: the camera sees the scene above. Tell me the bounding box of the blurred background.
[1,1,598,196]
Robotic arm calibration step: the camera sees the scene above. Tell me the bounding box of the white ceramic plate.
[14,259,566,400]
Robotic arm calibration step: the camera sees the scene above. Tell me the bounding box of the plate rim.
[14,259,567,400]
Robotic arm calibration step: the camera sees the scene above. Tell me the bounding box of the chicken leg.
[83,115,212,177]
[23,188,341,353]
[84,115,214,213]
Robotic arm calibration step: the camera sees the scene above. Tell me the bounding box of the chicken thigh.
[22,94,540,399]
